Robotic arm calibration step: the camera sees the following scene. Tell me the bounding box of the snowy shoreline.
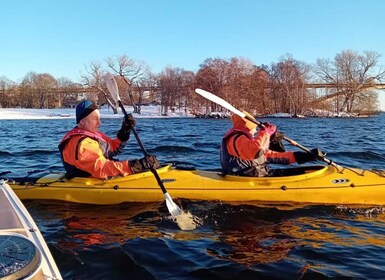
[0,106,195,120]
[0,107,378,120]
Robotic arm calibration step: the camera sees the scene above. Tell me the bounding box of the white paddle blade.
[195,89,246,118]
[105,73,121,102]
[164,193,183,217]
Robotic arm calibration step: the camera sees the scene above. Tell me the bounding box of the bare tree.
[313,50,385,113]
[0,76,17,107]
[246,66,270,114]
[195,57,269,115]
[134,72,161,114]
[178,70,195,115]
[156,67,182,115]
[106,55,149,113]
[223,57,254,109]
[82,62,117,112]
[269,55,310,115]
[195,58,230,113]
[223,58,269,115]
[19,72,58,108]
[354,91,379,113]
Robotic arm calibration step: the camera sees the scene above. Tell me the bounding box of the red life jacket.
[220,128,269,177]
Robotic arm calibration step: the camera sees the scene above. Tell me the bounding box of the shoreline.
[0,107,194,120]
[0,108,380,120]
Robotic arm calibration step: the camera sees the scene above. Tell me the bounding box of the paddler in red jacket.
[59,100,160,179]
[220,110,323,177]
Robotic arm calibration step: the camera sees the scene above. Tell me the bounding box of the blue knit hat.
[76,100,98,123]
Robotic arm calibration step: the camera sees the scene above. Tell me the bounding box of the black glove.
[123,114,136,131]
[293,148,326,164]
[270,131,284,142]
[268,131,286,152]
[117,115,136,142]
[129,155,160,174]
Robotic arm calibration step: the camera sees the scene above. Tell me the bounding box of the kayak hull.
[9,165,385,206]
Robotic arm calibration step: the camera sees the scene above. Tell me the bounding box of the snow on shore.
[0,105,194,120]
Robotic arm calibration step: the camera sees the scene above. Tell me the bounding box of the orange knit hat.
[231,111,257,130]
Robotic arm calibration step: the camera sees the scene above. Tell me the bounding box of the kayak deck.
[8,165,385,206]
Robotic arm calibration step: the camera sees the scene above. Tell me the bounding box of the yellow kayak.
[9,164,385,206]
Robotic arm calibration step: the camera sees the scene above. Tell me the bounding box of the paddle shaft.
[118,100,168,194]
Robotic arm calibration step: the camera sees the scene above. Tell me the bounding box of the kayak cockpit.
[193,165,330,183]
[268,165,328,177]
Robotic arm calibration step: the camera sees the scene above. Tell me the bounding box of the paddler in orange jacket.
[220,111,323,177]
[59,100,160,179]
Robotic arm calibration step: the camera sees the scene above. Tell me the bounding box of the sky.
[2,0,385,108]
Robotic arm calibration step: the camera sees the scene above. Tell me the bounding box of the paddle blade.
[164,192,183,217]
[105,73,121,102]
[195,89,246,118]
[164,193,198,230]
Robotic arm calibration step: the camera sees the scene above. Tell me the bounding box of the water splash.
[174,211,203,231]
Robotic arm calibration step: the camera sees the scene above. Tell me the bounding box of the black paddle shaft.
[118,101,168,194]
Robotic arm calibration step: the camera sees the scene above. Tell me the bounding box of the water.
[1,115,385,279]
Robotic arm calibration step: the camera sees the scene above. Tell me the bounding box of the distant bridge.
[306,83,385,104]
[306,83,385,90]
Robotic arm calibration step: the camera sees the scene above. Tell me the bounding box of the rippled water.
[1,115,385,279]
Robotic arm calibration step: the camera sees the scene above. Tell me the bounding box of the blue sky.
[2,0,385,107]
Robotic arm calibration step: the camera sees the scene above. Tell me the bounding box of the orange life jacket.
[58,127,132,179]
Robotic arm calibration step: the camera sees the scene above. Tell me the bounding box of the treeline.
[0,50,384,116]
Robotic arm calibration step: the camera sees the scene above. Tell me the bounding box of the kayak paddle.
[105,73,184,218]
[195,88,341,170]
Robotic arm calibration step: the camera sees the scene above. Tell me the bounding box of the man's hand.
[117,115,136,142]
[122,114,136,131]
[129,155,161,173]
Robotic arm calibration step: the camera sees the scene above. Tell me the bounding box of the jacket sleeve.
[265,150,296,164]
[77,138,132,179]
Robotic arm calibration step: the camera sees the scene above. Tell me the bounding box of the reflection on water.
[2,116,385,279]
[16,195,385,279]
